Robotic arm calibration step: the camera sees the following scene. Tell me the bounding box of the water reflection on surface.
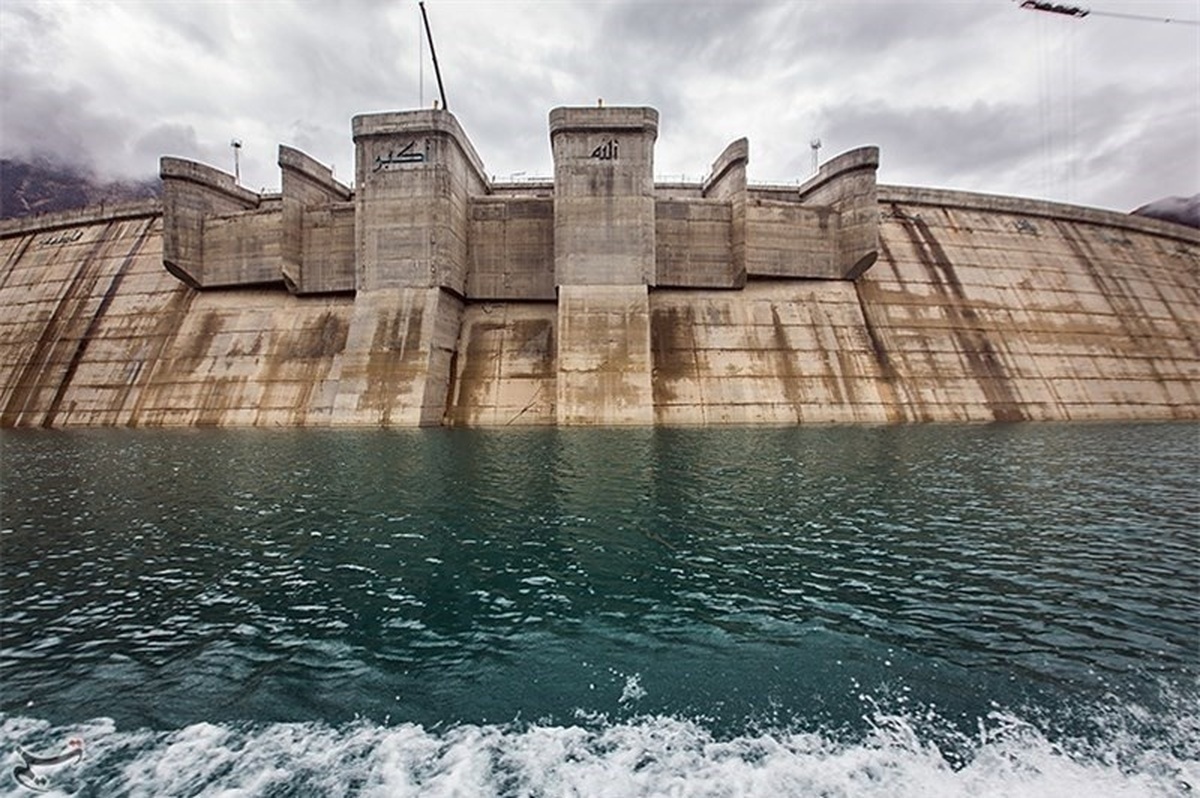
[1,423,1196,739]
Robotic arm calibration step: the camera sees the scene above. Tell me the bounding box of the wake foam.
[2,701,1196,797]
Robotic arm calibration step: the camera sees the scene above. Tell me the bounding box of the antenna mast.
[419,1,448,111]
[230,139,242,184]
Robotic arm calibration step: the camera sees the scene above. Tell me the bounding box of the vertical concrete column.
[160,157,261,289]
[352,110,489,294]
[279,145,353,294]
[550,106,658,285]
[346,110,488,424]
[702,138,749,287]
[796,146,881,279]
[550,106,659,424]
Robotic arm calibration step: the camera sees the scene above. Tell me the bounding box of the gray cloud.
[1,0,1195,210]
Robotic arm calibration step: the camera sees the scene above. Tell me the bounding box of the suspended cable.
[1019,1,1200,26]
[1088,8,1200,25]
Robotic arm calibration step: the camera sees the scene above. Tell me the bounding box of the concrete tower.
[550,106,659,424]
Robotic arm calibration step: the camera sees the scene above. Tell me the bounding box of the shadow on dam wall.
[0,187,1197,428]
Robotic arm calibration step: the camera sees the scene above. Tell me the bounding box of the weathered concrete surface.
[1,187,1196,426]
[353,110,488,294]
[863,188,1199,421]
[551,106,659,286]
[0,206,459,426]
[446,302,557,426]
[651,283,894,424]
[467,197,555,300]
[2,101,1197,427]
[160,158,280,290]
[279,145,354,295]
[556,285,654,425]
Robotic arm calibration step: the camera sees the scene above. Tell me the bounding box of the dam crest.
[1,105,1197,426]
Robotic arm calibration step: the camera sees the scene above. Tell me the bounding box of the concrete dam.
[1,105,1197,427]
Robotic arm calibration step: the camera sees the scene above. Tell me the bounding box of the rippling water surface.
[1,423,1197,796]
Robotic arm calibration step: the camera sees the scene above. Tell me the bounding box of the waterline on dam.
[1,423,1196,795]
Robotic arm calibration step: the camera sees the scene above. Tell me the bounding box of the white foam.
[618,673,647,704]
[1,702,1194,798]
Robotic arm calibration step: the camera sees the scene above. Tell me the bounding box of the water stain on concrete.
[650,304,698,408]
[853,280,908,422]
[1,221,116,427]
[771,306,805,421]
[44,218,156,426]
[899,213,1026,422]
[358,304,426,423]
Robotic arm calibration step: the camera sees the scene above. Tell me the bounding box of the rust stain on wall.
[124,287,199,425]
[0,234,34,295]
[854,281,909,422]
[258,310,349,425]
[511,318,555,376]
[447,319,504,423]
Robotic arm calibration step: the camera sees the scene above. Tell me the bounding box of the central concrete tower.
[550,106,659,424]
[550,106,658,285]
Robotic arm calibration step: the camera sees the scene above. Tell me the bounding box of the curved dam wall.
[1,107,1197,427]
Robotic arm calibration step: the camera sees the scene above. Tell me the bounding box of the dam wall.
[1,106,1196,427]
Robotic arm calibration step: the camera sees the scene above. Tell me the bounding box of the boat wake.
[2,693,1196,797]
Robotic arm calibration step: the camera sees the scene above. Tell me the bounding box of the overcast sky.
[2,0,1197,212]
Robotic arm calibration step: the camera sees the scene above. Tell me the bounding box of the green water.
[0,423,1196,796]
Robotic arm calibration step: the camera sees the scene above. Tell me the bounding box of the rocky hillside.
[0,159,160,220]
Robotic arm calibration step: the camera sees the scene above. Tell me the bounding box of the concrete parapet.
[279,145,355,295]
[792,146,881,279]
[556,284,654,424]
[702,138,748,200]
[549,106,660,137]
[352,109,489,294]
[655,199,737,288]
[160,157,260,206]
[0,200,160,239]
[467,197,555,300]
[878,184,1200,245]
[354,111,489,182]
[551,106,658,286]
[279,145,353,202]
[160,156,284,289]
[702,138,748,287]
